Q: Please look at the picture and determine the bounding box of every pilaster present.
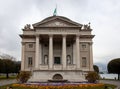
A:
[76,35,80,69]
[39,40,42,65]
[35,35,40,69]
[21,42,25,71]
[89,42,94,71]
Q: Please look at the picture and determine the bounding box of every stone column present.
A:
[35,35,40,69]
[89,42,94,71]
[21,42,25,71]
[73,39,76,64]
[49,35,53,69]
[76,35,80,69]
[62,35,66,69]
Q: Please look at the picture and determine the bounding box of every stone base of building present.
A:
[28,70,87,82]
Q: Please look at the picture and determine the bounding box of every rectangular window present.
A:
[54,57,61,64]
[82,57,87,67]
[82,44,86,49]
[28,44,33,48]
[28,57,33,67]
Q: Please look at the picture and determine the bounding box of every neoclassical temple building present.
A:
[20,15,94,82]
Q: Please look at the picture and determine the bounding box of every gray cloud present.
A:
[0,0,120,64]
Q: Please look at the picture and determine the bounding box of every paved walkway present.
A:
[0,79,17,86]
[100,80,120,89]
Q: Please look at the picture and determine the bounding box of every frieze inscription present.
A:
[37,29,79,34]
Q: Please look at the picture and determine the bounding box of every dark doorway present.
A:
[53,74,63,80]
[54,57,61,64]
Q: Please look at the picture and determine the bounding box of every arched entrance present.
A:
[52,74,63,80]
[48,74,67,82]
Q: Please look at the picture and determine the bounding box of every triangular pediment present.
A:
[33,16,82,27]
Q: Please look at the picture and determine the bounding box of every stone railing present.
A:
[53,64,63,70]
[40,64,48,70]
[67,64,76,70]
[39,64,78,70]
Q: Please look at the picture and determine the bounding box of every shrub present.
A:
[17,71,31,83]
[86,71,99,83]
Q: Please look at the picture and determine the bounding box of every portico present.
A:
[34,34,81,70]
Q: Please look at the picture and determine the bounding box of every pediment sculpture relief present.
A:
[41,20,72,27]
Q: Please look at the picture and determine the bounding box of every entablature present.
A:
[80,35,95,39]
[19,34,35,38]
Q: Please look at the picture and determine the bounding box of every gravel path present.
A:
[100,80,120,89]
[0,79,17,86]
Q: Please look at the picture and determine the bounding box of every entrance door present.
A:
[54,57,61,64]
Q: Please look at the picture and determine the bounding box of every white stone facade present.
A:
[30,70,85,82]
[20,16,94,82]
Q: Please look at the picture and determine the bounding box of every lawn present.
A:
[0,75,16,80]
[0,83,117,89]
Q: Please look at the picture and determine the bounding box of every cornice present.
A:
[80,35,95,39]
[19,34,35,38]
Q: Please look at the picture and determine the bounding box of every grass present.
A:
[104,84,117,89]
[100,78,120,81]
[0,83,117,89]
[0,85,34,89]
[0,75,16,80]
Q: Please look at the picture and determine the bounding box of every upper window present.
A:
[28,44,33,48]
[82,44,86,49]
[81,43,87,50]
[82,57,87,67]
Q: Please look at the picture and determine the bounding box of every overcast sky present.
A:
[0,0,120,64]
